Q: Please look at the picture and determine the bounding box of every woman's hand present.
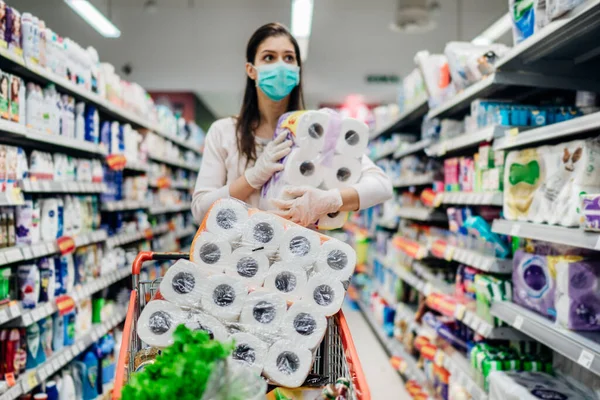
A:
[272,186,343,226]
[244,132,292,189]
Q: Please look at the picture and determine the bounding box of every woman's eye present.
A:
[264,55,274,61]
[284,55,296,62]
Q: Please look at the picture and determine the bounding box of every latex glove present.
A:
[244,132,292,189]
[272,186,343,227]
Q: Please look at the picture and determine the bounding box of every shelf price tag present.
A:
[577,350,594,369]
[57,236,76,255]
[0,309,8,324]
[510,224,521,237]
[4,372,16,387]
[454,304,467,321]
[513,315,524,330]
[26,371,38,390]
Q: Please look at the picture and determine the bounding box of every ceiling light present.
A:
[65,0,121,38]
[291,0,314,38]
[472,13,511,45]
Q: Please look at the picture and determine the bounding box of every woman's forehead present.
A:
[257,36,295,54]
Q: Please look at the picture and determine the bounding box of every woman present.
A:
[192,23,392,226]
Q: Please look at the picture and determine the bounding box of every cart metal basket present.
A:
[112,251,371,399]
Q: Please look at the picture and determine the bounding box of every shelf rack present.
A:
[392,173,435,188]
[19,180,107,194]
[147,153,201,171]
[369,99,429,140]
[396,206,447,222]
[426,125,513,157]
[435,191,503,207]
[393,138,433,159]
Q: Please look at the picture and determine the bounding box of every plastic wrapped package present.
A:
[263,340,313,388]
[190,231,232,272]
[185,311,230,342]
[488,371,598,400]
[137,300,187,348]
[159,259,209,308]
[230,332,269,375]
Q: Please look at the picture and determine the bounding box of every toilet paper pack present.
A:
[159,259,208,308]
[263,339,313,388]
[512,250,557,319]
[488,371,598,400]
[137,300,187,348]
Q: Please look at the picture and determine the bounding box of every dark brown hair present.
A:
[236,22,305,166]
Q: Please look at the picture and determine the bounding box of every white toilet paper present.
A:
[184,311,230,342]
[241,213,285,254]
[205,198,249,241]
[315,239,357,282]
[240,291,287,332]
[199,274,248,322]
[280,147,324,188]
[336,118,369,158]
[322,155,362,190]
[263,340,312,388]
[288,110,330,152]
[316,211,348,231]
[190,232,232,272]
[302,274,346,316]
[137,300,186,348]
[230,332,268,374]
[283,302,327,350]
[159,259,208,308]
[263,261,308,302]
[225,247,270,288]
[279,227,321,268]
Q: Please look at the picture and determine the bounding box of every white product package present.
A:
[159,259,208,308]
[205,198,249,241]
[262,261,308,302]
[190,231,232,272]
[283,302,327,350]
[488,371,598,400]
[315,211,349,231]
[321,155,362,190]
[200,274,249,322]
[279,227,321,268]
[184,311,230,342]
[263,340,313,388]
[315,239,357,282]
[230,332,269,375]
[137,300,187,348]
[302,274,346,316]
[240,291,287,332]
[241,212,285,254]
[335,118,369,158]
[225,247,270,288]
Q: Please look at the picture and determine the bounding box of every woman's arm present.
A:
[348,155,394,210]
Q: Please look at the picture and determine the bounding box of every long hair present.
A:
[236,22,305,166]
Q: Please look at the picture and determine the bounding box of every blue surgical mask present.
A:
[253,61,300,102]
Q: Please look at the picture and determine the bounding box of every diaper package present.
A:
[579,194,600,231]
[512,250,556,319]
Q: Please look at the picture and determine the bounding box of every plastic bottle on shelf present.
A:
[87,46,100,95]
[38,20,47,68]
[74,102,85,141]
[84,105,99,145]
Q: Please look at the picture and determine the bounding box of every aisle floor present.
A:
[343,306,410,398]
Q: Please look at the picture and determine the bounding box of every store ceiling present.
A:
[13,0,508,118]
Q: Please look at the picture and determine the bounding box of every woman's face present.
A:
[247,35,297,81]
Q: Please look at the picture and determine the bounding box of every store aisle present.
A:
[343,306,410,398]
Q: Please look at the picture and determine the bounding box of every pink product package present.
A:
[444,158,459,190]
[459,157,475,192]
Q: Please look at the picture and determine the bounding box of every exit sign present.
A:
[366,74,400,84]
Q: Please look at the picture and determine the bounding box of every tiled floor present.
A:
[343,306,410,398]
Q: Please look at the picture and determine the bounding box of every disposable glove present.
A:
[244,132,292,189]
[272,186,343,227]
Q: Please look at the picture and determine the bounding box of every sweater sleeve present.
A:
[351,155,394,210]
[191,122,231,225]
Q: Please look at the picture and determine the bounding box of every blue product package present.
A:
[57,199,64,238]
[464,216,511,258]
[99,334,116,385]
[79,350,100,400]
[64,311,76,346]
[52,313,64,351]
[531,110,547,126]
[511,0,537,44]
[118,124,125,153]
[25,322,45,370]
[85,105,100,144]
[99,121,111,152]
[54,256,66,296]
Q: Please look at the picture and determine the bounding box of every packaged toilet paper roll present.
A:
[230,332,268,374]
[159,259,208,308]
[283,302,327,350]
[184,311,230,342]
[137,300,186,348]
[315,211,348,231]
[279,147,324,188]
[263,340,313,388]
[279,227,321,268]
[315,239,357,282]
[190,232,232,272]
[322,155,362,190]
[278,110,330,152]
[199,274,248,322]
[205,198,249,241]
[335,118,369,158]
[263,262,308,302]
[302,274,346,316]
[240,291,287,331]
[241,212,285,253]
[225,247,270,288]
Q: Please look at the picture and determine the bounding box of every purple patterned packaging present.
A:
[580,194,600,232]
[512,250,556,319]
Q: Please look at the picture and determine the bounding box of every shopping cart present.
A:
[112,251,371,400]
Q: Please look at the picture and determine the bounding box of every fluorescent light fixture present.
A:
[291,0,314,38]
[65,0,121,38]
[472,13,511,45]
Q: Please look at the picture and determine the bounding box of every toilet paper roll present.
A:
[205,198,249,241]
[302,274,346,316]
[263,262,308,302]
[280,227,321,268]
[199,274,248,322]
[336,118,369,158]
[315,239,357,282]
[315,211,348,231]
[241,212,285,253]
[184,311,230,342]
[285,110,330,152]
[225,247,271,288]
[322,155,362,190]
[230,332,268,374]
[137,300,186,348]
[159,259,208,308]
[190,232,232,272]
[280,147,324,188]
[263,340,313,388]
[240,291,287,331]
[283,302,327,350]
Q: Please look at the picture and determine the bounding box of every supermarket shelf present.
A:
[369,99,428,140]
[0,188,24,206]
[427,72,600,120]
[0,230,107,267]
[393,139,433,159]
[494,110,600,151]
[175,226,197,239]
[149,203,192,215]
[124,159,149,173]
[495,0,600,75]
[392,237,429,260]
[492,219,600,250]
[149,180,192,190]
[0,308,127,400]
[392,173,435,188]
[437,346,488,400]
[372,146,397,161]
[101,200,150,212]
[435,191,503,207]
[412,262,455,295]
[492,301,600,376]
[20,180,106,194]
[396,207,447,222]
[147,153,201,172]
[426,125,512,157]
[105,224,170,248]
[0,268,129,328]
[451,247,512,274]
[160,133,202,154]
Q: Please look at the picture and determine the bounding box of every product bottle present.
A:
[16,197,34,246]
[25,322,45,370]
[6,207,15,247]
[17,264,40,309]
[52,313,64,352]
[40,198,59,241]
[31,198,41,244]
[38,257,55,302]
[21,13,35,62]
[58,372,76,400]
[56,197,64,238]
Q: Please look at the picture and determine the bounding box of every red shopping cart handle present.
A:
[132,251,189,275]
